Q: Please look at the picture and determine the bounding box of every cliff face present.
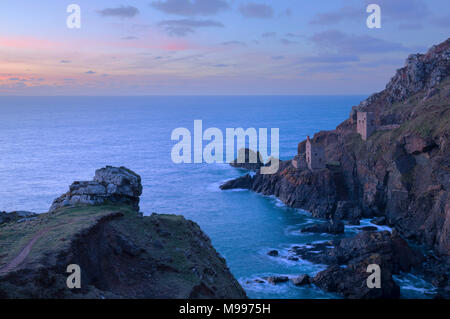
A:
[329,39,449,259]
[223,39,450,282]
[0,167,246,299]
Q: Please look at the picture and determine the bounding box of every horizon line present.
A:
[0,94,370,98]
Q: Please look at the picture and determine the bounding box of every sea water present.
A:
[0,96,435,298]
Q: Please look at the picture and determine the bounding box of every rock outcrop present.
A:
[229,148,264,171]
[300,216,344,234]
[220,174,253,190]
[50,166,143,212]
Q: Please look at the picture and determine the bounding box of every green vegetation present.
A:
[0,205,135,269]
[391,78,450,139]
[0,204,246,299]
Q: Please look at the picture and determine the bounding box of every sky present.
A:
[0,0,449,95]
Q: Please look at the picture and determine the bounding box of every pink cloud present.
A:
[103,38,191,51]
[0,36,58,50]
[0,34,191,52]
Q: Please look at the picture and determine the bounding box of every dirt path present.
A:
[0,226,53,274]
[0,216,105,275]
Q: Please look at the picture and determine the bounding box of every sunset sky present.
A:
[0,0,449,95]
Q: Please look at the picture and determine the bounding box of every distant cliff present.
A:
[223,38,450,298]
[0,167,246,299]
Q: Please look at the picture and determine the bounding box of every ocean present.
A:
[0,96,435,298]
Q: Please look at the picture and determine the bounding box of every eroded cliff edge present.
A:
[222,38,450,297]
[0,167,246,299]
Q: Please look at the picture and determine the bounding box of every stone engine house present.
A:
[357,111,376,141]
[306,136,326,170]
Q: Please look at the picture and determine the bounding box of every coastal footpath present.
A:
[222,38,450,298]
[0,166,246,299]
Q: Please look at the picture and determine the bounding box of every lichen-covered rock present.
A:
[49,166,142,212]
[94,166,142,197]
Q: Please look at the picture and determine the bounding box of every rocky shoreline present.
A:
[221,39,450,299]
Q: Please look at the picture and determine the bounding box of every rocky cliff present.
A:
[0,167,246,299]
[222,38,450,298]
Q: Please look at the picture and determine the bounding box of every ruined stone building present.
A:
[292,153,308,169]
[306,136,326,170]
[357,111,376,141]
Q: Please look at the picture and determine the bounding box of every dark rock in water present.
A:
[359,226,378,232]
[289,242,337,265]
[229,148,264,171]
[312,255,401,299]
[267,250,279,257]
[49,166,143,212]
[291,274,310,286]
[332,231,424,274]
[289,230,424,298]
[328,218,345,234]
[301,217,344,234]
[264,276,289,285]
[220,174,253,190]
[246,279,265,284]
[371,217,386,225]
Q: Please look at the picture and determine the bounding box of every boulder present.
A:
[94,166,142,197]
[331,231,423,273]
[291,274,310,286]
[49,166,142,212]
[264,276,289,285]
[301,217,344,235]
[312,254,401,299]
[359,226,378,232]
[267,250,279,257]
